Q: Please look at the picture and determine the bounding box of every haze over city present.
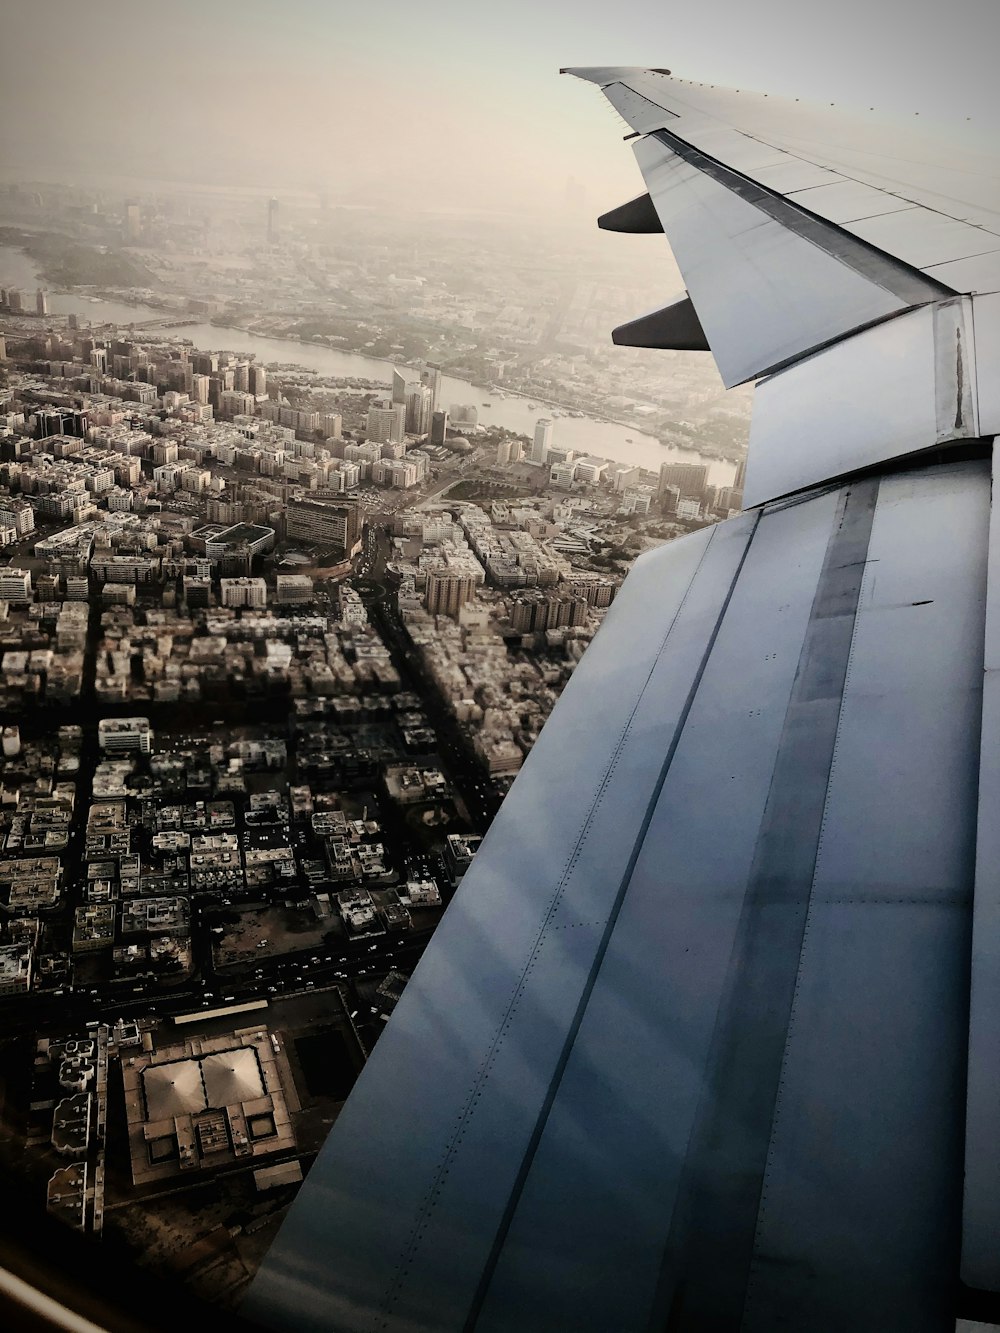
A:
[2,0,997,215]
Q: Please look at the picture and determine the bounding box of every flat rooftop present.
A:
[214,523,273,546]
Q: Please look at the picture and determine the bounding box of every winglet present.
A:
[560,66,643,85]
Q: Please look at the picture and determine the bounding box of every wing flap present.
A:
[631,134,930,386]
[245,519,758,1331]
[248,465,988,1332]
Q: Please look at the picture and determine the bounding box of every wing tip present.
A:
[561,65,669,84]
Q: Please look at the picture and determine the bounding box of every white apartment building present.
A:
[220,577,268,608]
[0,569,32,602]
[98,717,152,755]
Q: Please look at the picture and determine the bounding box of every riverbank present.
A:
[0,243,741,485]
[207,319,740,462]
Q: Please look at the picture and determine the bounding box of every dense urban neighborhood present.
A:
[0,176,745,1310]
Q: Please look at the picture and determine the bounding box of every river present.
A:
[0,244,737,485]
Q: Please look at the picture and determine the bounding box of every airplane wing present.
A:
[245,71,1000,1332]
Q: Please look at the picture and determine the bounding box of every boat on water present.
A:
[482,402,490,407]
[625,437,633,443]
[528,404,537,410]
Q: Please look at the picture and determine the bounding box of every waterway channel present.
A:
[0,244,738,486]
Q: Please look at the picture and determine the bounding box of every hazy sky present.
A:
[2,0,998,218]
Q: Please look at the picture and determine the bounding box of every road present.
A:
[354,520,502,830]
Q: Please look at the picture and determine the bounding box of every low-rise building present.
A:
[122,1028,295,1187]
[51,1092,91,1158]
[120,897,190,936]
[73,903,115,952]
[0,942,32,994]
[444,833,482,884]
[98,717,152,754]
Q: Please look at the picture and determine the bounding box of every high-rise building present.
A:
[192,375,210,405]
[392,370,407,406]
[321,412,343,439]
[125,201,141,243]
[6,290,22,313]
[421,547,485,617]
[249,364,267,397]
[0,501,34,536]
[152,440,179,465]
[220,390,256,419]
[32,407,89,438]
[407,450,430,482]
[286,497,362,553]
[425,566,480,617]
[0,335,6,362]
[532,418,554,465]
[659,482,681,516]
[220,577,267,608]
[549,461,578,489]
[183,575,212,607]
[430,410,449,446]
[275,574,314,605]
[421,363,442,414]
[658,461,708,501]
[497,440,513,466]
[573,457,608,484]
[267,197,279,245]
[35,289,48,316]
[367,403,406,445]
[405,383,433,436]
[613,465,643,492]
[512,589,589,632]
